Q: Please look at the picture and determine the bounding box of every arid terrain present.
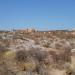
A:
[0,29,75,75]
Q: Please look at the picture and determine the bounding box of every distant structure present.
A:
[26,29,36,33]
[13,28,36,34]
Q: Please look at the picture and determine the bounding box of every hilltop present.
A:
[0,29,75,50]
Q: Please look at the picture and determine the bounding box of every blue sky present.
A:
[0,0,75,30]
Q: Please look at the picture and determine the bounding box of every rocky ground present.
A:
[0,29,75,75]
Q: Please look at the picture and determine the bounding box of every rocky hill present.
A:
[0,29,75,75]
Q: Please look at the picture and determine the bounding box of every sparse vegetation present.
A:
[0,29,75,75]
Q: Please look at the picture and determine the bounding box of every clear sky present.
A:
[0,0,75,30]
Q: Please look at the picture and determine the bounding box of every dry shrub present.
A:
[17,57,37,72]
[15,50,29,62]
[15,49,37,71]
[29,49,48,62]
[49,50,71,70]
